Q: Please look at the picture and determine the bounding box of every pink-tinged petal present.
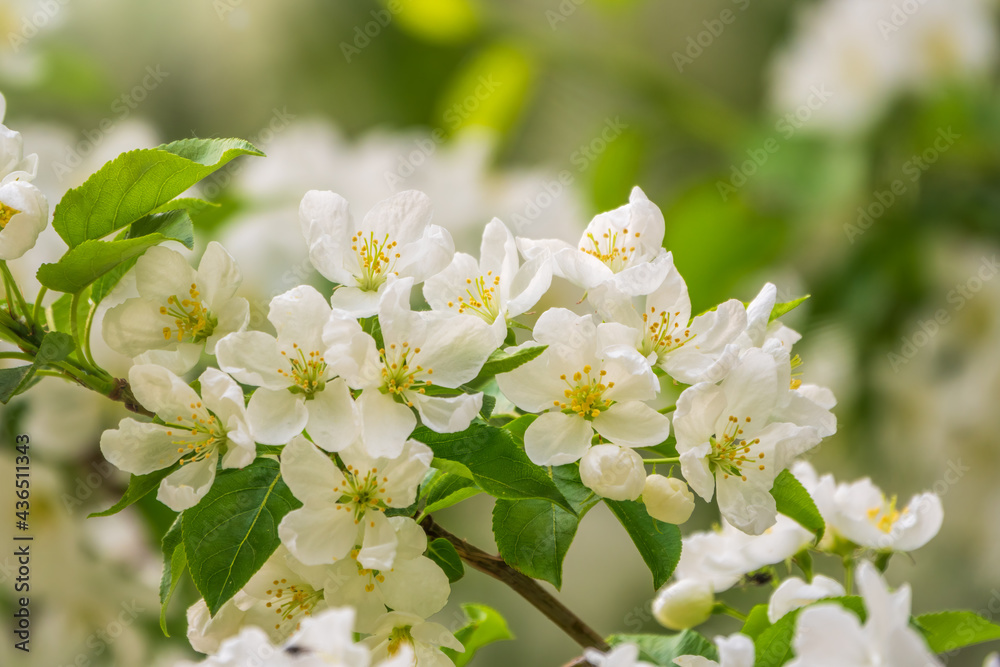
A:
[593,401,670,448]
[247,387,308,445]
[215,331,289,390]
[158,458,217,511]
[524,412,593,466]
[410,391,482,434]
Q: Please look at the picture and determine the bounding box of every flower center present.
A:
[580,227,641,273]
[709,415,765,482]
[349,548,389,593]
[387,625,415,656]
[446,271,502,323]
[867,496,907,534]
[0,202,20,229]
[554,365,614,419]
[159,283,217,344]
[352,231,400,292]
[279,344,328,398]
[641,306,693,359]
[263,577,324,632]
[380,342,433,407]
[164,402,228,466]
[334,465,391,524]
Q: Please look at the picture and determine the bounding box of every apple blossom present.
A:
[324,277,497,440]
[215,285,358,446]
[496,308,669,466]
[786,562,941,667]
[100,364,255,511]
[583,643,656,667]
[674,634,755,667]
[518,186,672,295]
[0,178,48,261]
[423,217,552,345]
[579,444,647,501]
[278,436,431,569]
[300,189,454,317]
[364,611,464,667]
[652,578,715,631]
[643,475,696,525]
[103,243,250,374]
[322,518,451,632]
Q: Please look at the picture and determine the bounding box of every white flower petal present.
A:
[356,389,415,458]
[593,401,670,448]
[357,510,398,570]
[247,387,309,445]
[306,378,359,452]
[158,458,217,511]
[215,331,289,390]
[380,556,451,620]
[280,436,345,505]
[524,412,593,466]
[410,391,482,434]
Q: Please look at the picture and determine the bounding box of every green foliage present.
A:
[420,470,482,514]
[89,463,181,518]
[441,604,514,667]
[426,538,465,583]
[0,331,74,403]
[38,233,184,294]
[182,459,301,615]
[467,345,547,388]
[52,138,261,248]
[753,596,865,667]
[159,516,188,636]
[770,469,825,541]
[608,631,719,665]
[605,498,682,589]
[769,295,810,323]
[492,465,599,589]
[915,611,1000,653]
[413,425,572,512]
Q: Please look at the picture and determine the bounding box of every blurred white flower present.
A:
[363,611,463,667]
[583,643,656,667]
[767,574,845,623]
[579,444,647,501]
[786,562,941,667]
[652,579,715,631]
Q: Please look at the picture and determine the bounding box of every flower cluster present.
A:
[0,93,48,261]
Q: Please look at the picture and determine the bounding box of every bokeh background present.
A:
[2,0,1000,665]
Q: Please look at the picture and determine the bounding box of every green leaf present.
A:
[182,458,301,615]
[771,469,825,541]
[37,234,177,293]
[769,295,810,323]
[413,425,572,512]
[467,345,547,387]
[0,366,33,404]
[53,138,262,248]
[441,604,514,667]
[501,413,537,442]
[740,604,772,640]
[421,471,482,515]
[127,208,195,249]
[47,288,91,336]
[159,516,188,636]
[35,331,75,365]
[608,631,718,665]
[89,463,181,517]
[492,466,600,588]
[605,498,682,589]
[426,538,464,583]
[915,611,1000,653]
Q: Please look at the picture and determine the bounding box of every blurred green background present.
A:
[2,0,1000,665]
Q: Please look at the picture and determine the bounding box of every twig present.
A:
[420,515,609,652]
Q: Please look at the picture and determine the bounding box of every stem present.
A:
[0,262,32,327]
[420,515,609,652]
[82,299,99,368]
[843,558,855,596]
[642,457,679,464]
[32,286,48,328]
[70,291,100,375]
[0,351,33,361]
[713,602,747,622]
[657,404,676,415]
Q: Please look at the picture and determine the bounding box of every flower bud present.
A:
[643,474,695,524]
[579,445,645,501]
[652,579,714,630]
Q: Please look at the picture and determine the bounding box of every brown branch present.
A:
[107,377,156,418]
[420,515,610,652]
